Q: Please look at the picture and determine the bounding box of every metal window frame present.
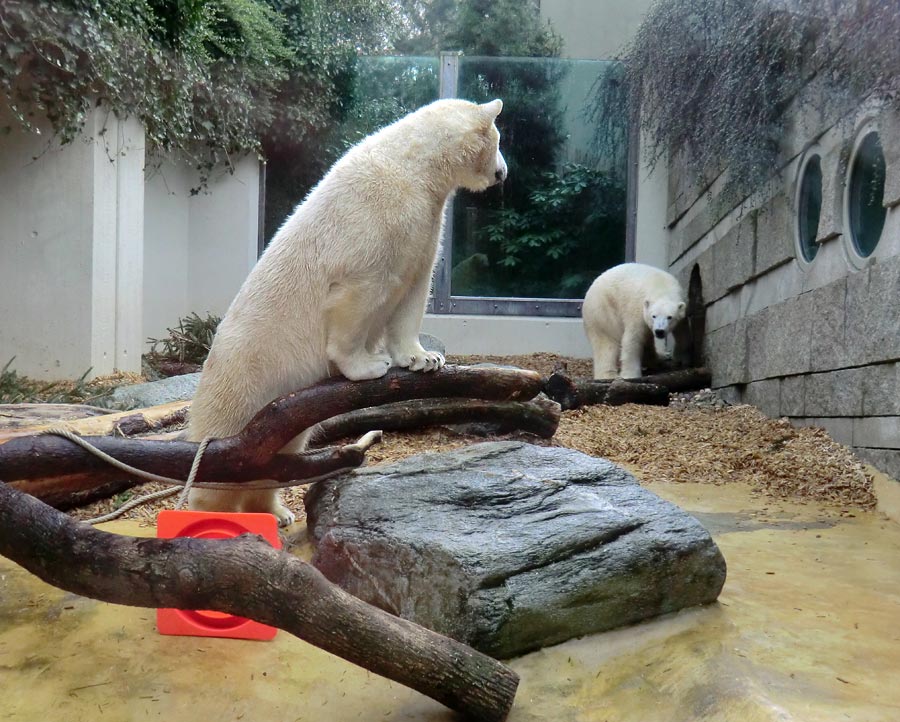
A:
[429,51,635,318]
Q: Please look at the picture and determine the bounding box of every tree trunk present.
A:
[0,482,519,721]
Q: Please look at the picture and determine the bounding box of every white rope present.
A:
[39,427,211,525]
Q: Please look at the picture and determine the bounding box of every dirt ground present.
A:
[58,353,877,525]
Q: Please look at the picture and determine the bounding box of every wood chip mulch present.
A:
[61,353,876,522]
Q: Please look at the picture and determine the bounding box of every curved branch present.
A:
[2,365,544,506]
[0,482,519,721]
[313,396,561,444]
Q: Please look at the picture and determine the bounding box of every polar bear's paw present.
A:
[334,351,392,382]
[272,501,297,528]
[391,346,445,373]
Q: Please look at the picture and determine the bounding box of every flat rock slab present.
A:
[94,373,202,411]
[305,441,727,659]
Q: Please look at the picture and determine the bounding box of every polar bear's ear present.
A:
[481,99,503,120]
[677,301,686,314]
[643,299,651,311]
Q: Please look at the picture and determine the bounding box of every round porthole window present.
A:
[847,130,886,258]
[796,154,822,264]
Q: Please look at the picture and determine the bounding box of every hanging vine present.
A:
[589,0,900,202]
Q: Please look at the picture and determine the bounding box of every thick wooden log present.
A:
[2,365,544,506]
[0,403,111,431]
[0,400,192,442]
[0,482,519,721]
[314,396,561,444]
[4,437,378,509]
[622,367,712,392]
[544,373,667,410]
[543,367,711,410]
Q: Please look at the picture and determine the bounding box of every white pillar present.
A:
[0,106,145,379]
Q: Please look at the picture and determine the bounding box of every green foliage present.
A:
[391,0,561,56]
[0,0,398,186]
[147,312,221,365]
[592,0,900,201]
[470,164,625,298]
[0,0,291,182]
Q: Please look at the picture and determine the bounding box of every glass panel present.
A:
[849,131,886,258]
[264,56,439,240]
[450,57,627,300]
[331,56,440,151]
[797,155,822,263]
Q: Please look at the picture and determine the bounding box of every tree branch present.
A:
[0,482,519,721]
[313,396,560,445]
[2,365,544,507]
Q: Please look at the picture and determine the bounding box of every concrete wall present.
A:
[0,102,261,379]
[423,315,592,358]
[666,90,900,480]
[143,156,261,342]
[540,0,654,60]
[0,107,145,379]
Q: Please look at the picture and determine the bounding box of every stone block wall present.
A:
[666,94,900,481]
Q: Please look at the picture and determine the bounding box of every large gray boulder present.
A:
[305,441,727,658]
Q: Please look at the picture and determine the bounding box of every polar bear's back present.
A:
[592,262,681,299]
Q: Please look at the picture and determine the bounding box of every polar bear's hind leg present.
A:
[619,324,646,379]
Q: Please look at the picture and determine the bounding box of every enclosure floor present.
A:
[2,481,899,722]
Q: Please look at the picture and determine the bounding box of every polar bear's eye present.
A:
[667,315,672,320]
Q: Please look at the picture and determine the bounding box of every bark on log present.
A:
[0,482,519,721]
[2,365,544,507]
[0,400,192,442]
[620,367,712,392]
[313,396,561,444]
[0,403,111,431]
[543,367,711,410]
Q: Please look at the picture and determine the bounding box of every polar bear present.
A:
[186,98,508,524]
[582,263,686,380]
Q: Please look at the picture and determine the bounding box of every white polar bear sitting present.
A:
[186,98,508,524]
[582,262,686,380]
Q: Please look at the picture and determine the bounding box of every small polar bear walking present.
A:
[582,263,686,380]
[186,98,508,524]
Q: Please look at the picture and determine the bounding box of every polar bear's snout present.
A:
[493,151,508,185]
[654,328,667,339]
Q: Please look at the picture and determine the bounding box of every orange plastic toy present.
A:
[156,510,282,641]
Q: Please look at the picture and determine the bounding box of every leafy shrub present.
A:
[147,312,221,365]
[472,163,625,298]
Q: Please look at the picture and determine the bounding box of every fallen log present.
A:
[0,400,192,442]
[3,365,545,507]
[543,367,711,410]
[313,396,561,444]
[0,403,111,431]
[0,482,519,721]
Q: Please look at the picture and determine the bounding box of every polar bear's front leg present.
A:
[326,282,392,381]
[385,269,445,372]
[619,324,647,379]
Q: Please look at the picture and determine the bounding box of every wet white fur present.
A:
[583,263,686,380]
[186,99,507,524]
